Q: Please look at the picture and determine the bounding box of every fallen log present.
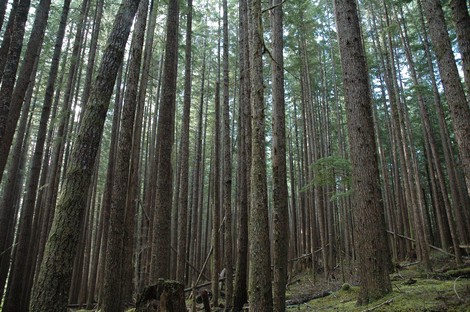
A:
[285,290,332,306]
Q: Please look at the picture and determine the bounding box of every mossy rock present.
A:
[341,283,351,291]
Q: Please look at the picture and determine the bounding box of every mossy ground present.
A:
[74,253,470,311]
[286,277,470,311]
[286,253,470,311]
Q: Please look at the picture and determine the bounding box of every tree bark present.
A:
[176,0,193,284]
[222,0,233,307]
[0,0,31,181]
[1,1,53,310]
[102,0,148,310]
[0,0,8,35]
[211,82,221,306]
[233,0,250,309]
[150,0,179,281]
[0,80,33,304]
[333,0,392,305]
[449,0,470,94]
[248,0,273,310]
[29,0,141,310]
[393,1,462,264]
[421,0,470,197]
[122,0,149,302]
[270,0,289,311]
[97,65,124,305]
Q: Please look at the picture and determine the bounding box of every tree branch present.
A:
[262,0,287,14]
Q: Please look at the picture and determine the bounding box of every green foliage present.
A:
[302,156,352,201]
[312,156,351,187]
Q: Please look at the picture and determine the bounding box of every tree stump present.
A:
[136,279,186,312]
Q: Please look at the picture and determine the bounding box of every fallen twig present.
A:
[361,298,394,312]
[453,276,463,301]
[393,284,403,293]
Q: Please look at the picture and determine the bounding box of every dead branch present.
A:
[288,245,328,263]
[262,0,288,14]
[184,276,226,293]
[361,298,395,312]
[386,230,454,257]
[170,245,209,281]
[453,276,463,301]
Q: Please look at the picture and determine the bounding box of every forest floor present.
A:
[73,252,470,311]
[284,251,470,311]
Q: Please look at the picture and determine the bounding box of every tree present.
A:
[176,0,193,284]
[222,0,233,307]
[392,1,462,265]
[0,78,32,304]
[0,0,31,181]
[449,0,470,93]
[333,0,392,305]
[233,0,250,309]
[101,0,148,310]
[421,0,470,197]
[0,0,19,78]
[0,0,7,31]
[1,0,64,310]
[248,0,273,310]
[270,0,289,311]
[211,82,221,306]
[150,0,179,281]
[29,0,141,310]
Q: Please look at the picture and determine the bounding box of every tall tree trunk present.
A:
[80,0,105,109]
[393,2,462,264]
[333,0,392,305]
[211,82,221,306]
[421,0,470,197]
[86,193,104,309]
[31,30,73,287]
[29,0,141,310]
[222,0,233,307]
[0,0,30,147]
[1,1,53,310]
[150,0,179,281]
[0,0,31,181]
[102,0,147,310]
[233,0,250,309]
[248,0,273,310]
[0,0,8,35]
[188,41,207,288]
[176,0,193,284]
[122,0,150,303]
[0,79,34,304]
[0,0,19,80]
[270,0,289,311]
[97,65,124,305]
[449,0,470,94]
[135,0,159,293]
[417,0,470,247]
